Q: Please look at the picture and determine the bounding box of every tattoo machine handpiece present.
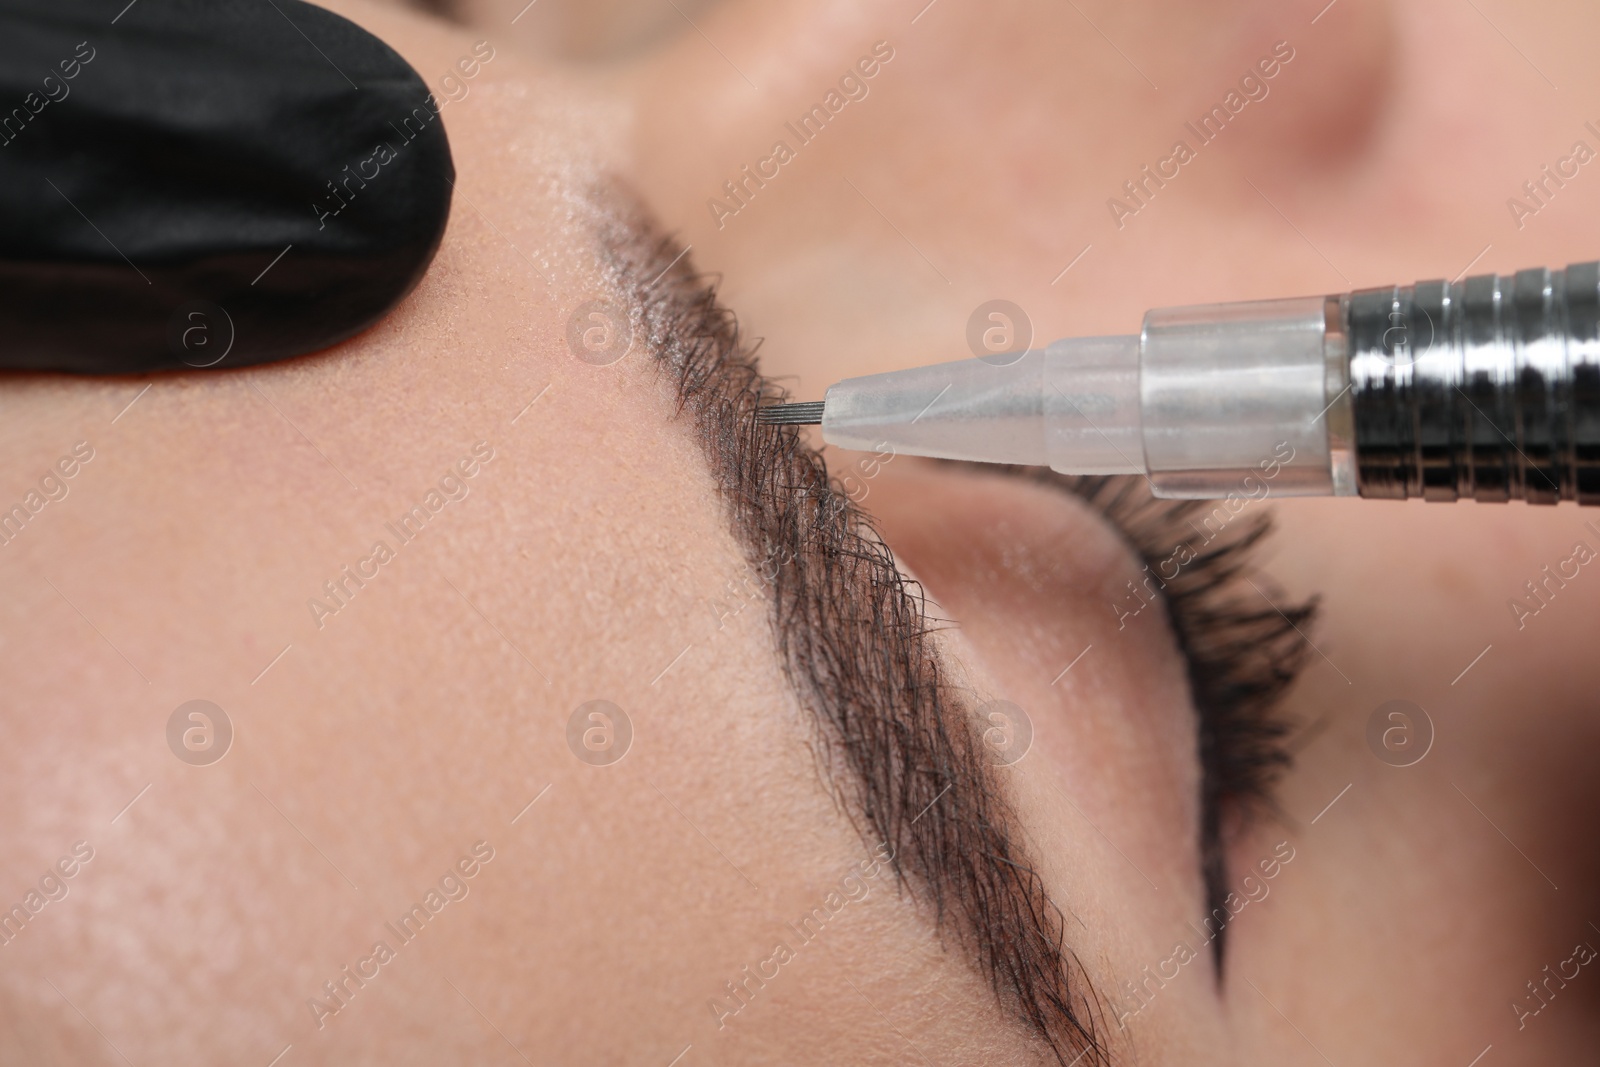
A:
[759,260,1600,504]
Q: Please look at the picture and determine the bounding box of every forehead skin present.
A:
[0,8,1090,1065]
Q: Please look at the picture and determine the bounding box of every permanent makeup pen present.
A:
[759,260,1600,505]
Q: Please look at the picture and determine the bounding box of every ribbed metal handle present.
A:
[1349,261,1600,504]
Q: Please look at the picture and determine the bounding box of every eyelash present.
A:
[997,471,1316,966]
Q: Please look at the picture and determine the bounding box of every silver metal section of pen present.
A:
[758,261,1600,505]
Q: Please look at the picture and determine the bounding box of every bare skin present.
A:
[2,0,1598,1064]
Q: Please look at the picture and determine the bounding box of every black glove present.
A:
[0,0,454,373]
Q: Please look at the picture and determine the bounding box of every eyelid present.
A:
[958,466,1316,969]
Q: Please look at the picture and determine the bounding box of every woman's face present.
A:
[5,0,1600,1063]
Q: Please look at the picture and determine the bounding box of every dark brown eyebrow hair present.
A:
[587,183,1112,1067]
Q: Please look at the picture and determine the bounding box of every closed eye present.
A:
[960,467,1317,969]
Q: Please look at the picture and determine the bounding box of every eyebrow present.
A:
[588,184,1112,1067]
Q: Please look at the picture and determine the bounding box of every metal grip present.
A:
[1349,261,1600,504]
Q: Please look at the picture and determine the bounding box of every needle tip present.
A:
[755,401,825,425]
